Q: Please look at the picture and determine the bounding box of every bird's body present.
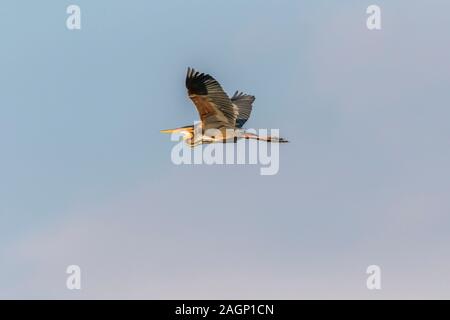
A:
[161,68,288,146]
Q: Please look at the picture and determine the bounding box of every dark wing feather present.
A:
[186,68,237,128]
[231,91,255,128]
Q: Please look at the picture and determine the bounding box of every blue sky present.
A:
[1,0,450,298]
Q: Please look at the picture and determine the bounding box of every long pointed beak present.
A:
[160,126,195,134]
[160,128,177,134]
[160,127,187,134]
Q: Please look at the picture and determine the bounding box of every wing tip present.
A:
[232,90,256,102]
[186,67,218,95]
[186,67,195,79]
[186,67,212,95]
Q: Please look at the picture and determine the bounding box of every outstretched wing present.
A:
[231,91,255,128]
[186,68,237,128]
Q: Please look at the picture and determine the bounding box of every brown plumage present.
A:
[160,67,288,146]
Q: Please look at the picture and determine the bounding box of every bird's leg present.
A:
[242,132,289,143]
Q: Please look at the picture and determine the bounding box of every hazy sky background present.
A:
[1,0,450,299]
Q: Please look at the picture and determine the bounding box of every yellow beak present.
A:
[160,126,195,134]
[160,128,177,134]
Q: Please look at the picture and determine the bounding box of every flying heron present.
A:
[161,68,288,146]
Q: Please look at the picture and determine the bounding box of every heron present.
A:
[160,68,288,147]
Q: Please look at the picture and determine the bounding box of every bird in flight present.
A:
[161,68,288,147]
